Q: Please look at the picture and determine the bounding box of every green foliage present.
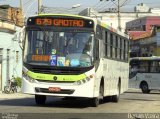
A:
[15,77,22,88]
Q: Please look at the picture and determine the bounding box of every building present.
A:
[0,5,24,27]
[0,5,23,91]
[126,16,160,57]
[79,4,160,33]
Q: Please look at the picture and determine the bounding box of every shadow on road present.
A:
[0,97,35,106]
[125,91,160,95]
[123,98,159,101]
[0,97,110,108]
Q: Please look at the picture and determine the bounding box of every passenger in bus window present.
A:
[66,38,74,54]
[131,66,138,73]
[76,37,86,53]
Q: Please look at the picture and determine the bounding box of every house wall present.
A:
[0,26,22,91]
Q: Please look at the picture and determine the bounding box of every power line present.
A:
[97,1,113,11]
[93,1,106,9]
[23,0,33,6]
[99,0,131,31]
[94,1,109,10]
[93,1,101,8]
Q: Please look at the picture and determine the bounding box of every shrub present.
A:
[15,77,22,88]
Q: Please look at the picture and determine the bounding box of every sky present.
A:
[0,0,160,17]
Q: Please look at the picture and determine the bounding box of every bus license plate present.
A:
[48,87,61,92]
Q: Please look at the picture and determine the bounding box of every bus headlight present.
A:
[74,75,93,85]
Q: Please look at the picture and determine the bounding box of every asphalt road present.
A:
[0,89,160,119]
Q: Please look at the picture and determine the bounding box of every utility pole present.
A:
[117,0,121,31]
[100,0,129,31]
[38,0,42,14]
[20,0,23,10]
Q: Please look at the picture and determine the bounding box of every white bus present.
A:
[22,14,129,107]
[129,57,160,93]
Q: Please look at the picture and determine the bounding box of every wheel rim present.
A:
[142,84,148,91]
[94,97,99,107]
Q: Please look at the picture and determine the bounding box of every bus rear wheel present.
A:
[141,82,150,94]
[112,82,120,103]
[35,95,46,105]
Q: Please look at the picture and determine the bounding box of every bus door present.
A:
[129,60,139,88]
[129,71,139,88]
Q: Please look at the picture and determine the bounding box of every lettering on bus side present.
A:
[145,75,152,79]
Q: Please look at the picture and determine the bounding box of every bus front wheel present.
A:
[91,97,99,107]
[140,82,150,94]
[91,84,104,107]
[35,95,46,105]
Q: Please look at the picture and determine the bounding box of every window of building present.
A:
[16,51,19,63]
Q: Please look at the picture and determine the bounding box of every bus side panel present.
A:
[103,59,129,95]
[94,58,129,97]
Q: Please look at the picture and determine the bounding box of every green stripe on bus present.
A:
[27,71,86,82]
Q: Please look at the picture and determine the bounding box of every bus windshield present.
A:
[23,28,94,68]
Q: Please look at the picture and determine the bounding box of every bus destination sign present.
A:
[27,17,94,28]
[36,18,84,27]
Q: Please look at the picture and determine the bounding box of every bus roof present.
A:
[30,13,95,21]
[130,56,160,61]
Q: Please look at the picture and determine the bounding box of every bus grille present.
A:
[36,79,75,83]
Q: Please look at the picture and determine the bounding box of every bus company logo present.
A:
[53,76,58,81]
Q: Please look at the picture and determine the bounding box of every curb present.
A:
[0,92,33,99]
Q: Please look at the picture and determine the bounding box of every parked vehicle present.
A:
[3,78,17,94]
[129,56,160,93]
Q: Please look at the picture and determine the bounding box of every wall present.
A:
[0,25,22,91]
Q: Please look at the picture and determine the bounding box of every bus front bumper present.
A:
[22,77,95,98]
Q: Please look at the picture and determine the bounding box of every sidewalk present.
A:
[127,88,141,92]
[0,92,33,100]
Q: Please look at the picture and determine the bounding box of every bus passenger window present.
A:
[139,61,149,72]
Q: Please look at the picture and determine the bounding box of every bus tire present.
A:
[35,95,46,105]
[91,84,103,107]
[112,81,120,103]
[140,82,150,94]
[91,97,99,107]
